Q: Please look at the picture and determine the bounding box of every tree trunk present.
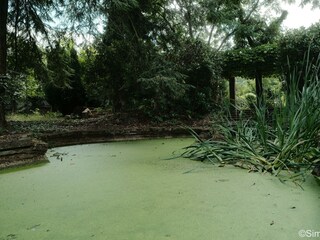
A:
[14,0,20,70]
[0,0,9,129]
[207,25,214,45]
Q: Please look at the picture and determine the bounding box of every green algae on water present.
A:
[0,138,319,240]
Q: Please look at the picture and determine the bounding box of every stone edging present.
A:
[40,127,210,147]
[0,127,210,170]
[0,134,48,170]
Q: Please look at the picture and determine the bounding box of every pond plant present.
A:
[182,53,320,182]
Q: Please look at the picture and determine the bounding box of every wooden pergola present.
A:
[224,45,278,117]
[227,72,263,118]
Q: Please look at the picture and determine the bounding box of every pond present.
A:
[0,138,319,240]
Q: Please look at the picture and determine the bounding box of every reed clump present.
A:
[182,54,320,182]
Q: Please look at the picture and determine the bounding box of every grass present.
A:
[5,111,64,133]
[7,111,62,122]
[182,53,320,182]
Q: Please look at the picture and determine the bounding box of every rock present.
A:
[82,108,92,118]
[0,134,48,170]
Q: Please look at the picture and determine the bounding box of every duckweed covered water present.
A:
[0,138,319,240]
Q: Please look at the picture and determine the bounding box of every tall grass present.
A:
[182,54,320,182]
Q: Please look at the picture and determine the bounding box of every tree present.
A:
[174,39,224,114]
[5,34,49,112]
[45,39,86,115]
[279,23,320,91]
[0,0,9,128]
[170,0,207,40]
[0,0,58,128]
[91,0,161,112]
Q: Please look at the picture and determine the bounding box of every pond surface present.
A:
[0,138,319,240]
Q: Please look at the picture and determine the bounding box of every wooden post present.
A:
[229,76,236,118]
[255,71,263,106]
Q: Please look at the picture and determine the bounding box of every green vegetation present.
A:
[182,54,320,182]
[232,76,282,110]
[7,111,62,122]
